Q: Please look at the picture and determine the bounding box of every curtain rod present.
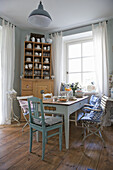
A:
[49,19,108,35]
[0,17,16,27]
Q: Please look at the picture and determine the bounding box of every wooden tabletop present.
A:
[43,96,89,106]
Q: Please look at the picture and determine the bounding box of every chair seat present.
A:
[80,110,103,123]
[33,116,63,126]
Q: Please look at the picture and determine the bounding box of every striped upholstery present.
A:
[78,95,108,147]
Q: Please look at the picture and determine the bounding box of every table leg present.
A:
[75,111,78,126]
[36,131,39,142]
[64,112,69,149]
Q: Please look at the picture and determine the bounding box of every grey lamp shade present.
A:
[28,1,52,27]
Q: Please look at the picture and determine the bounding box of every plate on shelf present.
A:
[44,61,49,63]
[44,77,49,79]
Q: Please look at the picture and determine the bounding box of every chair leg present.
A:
[45,131,48,144]
[59,126,62,151]
[42,130,46,160]
[75,111,77,126]
[22,122,29,132]
[30,127,33,153]
[22,114,29,132]
[99,130,106,147]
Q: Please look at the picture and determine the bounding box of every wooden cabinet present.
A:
[21,79,54,121]
[21,79,54,98]
[33,80,54,98]
[23,41,52,80]
[21,39,54,121]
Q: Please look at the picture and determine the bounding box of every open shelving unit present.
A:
[23,41,52,80]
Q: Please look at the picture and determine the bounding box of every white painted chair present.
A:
[42,93,53,100]
[17,95,33,131]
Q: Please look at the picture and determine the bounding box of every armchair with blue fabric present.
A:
[77,94,108,147]
[83,95,101,112]
[77,95,101,121]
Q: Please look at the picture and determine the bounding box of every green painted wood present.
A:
[28,97,63,160]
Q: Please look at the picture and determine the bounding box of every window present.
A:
[64,32,96,90]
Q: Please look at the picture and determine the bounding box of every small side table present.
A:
[7,90,20,124]
[105,98,113,126]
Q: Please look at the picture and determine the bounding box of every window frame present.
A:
[66,36,95,87]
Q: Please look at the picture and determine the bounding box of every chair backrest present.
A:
[100,95,108,111]
[88,95,108,123]
[28,97,45,126]
[89,95,100,106]
[17,95,33,114]
[42,93,53,100]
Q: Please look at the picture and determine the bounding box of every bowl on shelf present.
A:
[46,38,52,44]
[44,61,49,63]
[26,58,31,62]
[35,77,40,79]
[44,77,49,79]
[27,43,32,48]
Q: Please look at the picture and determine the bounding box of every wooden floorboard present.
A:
[0,123,113,170]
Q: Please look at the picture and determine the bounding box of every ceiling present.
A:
[0,0,113,34]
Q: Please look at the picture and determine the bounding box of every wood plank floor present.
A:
[0,122,113,170]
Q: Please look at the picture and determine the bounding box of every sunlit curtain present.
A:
[92,22,109,96]
[0,20,15,124]
[51,32,63,95]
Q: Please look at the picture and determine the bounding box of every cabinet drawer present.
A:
[21,90,33,96]
[22,81,33,90]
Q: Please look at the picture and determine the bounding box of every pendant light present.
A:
[28,1,52,27]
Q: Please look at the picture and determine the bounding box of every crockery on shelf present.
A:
[26,58,31,62]
[31,37,35,42]
[27,43,32,48]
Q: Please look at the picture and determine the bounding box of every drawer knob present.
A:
[26,85,29,88]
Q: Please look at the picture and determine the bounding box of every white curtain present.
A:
[0,20,15,124]
[51,32,63,96]
[92,22,109,96]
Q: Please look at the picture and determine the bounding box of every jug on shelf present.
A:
[31,37,35,42]
[27,43,32,49]
[25,34,30,41]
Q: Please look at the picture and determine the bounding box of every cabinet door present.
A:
[34,85,48,98]
[21,90,33,96]
[22,80,33,90]
[33,80,54,98]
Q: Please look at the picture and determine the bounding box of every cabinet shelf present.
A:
[43,50,50,52]
[34,75,41,77]
[24,75,33,77]
[25,61,33,63]
[43,63,50,65]
[25,55,33,57]
[34,49,42,51]
[34,68,42,70]
[23,41,51,79]
[34,62,41,64]
[25,48,33,51]
[43,69,49,71]
[25,68,33,70]
[34,55,42,57]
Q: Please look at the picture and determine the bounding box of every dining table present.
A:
[36,96,89,149]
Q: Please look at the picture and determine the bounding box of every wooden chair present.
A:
[17,96,33,132]
[77,95,108,147]
[42,93,53,100]
[77,95,100,125]
[28,97,63,160]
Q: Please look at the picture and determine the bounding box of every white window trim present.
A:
[63,34,96,89]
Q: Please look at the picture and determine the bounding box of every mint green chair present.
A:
[28,97,63,160]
